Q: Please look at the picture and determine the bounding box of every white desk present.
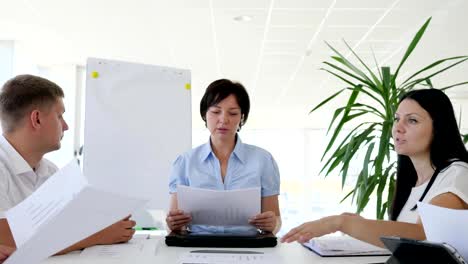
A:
[42,235,389,264]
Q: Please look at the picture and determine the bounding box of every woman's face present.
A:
[206,94,242,142]
[392,98,433,157]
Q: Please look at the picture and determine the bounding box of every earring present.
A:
[237,121,244,132]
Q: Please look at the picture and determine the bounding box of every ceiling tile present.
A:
[212,0,270,9]
[270,9,326,25]
[327,9,385,25]
[263,40,309,54]
[379,9,430,27]
[268,27,319,41]
[274,0,334,9]
[356,39,402,53]
[215,8,268,27]
[334,0,395,9]
[364,25,407,41]
[318,26,369,42]
[395,0,447,10]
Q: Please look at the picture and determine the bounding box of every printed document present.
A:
[418,202,468,261]
[303,235,390,257]
[178,250,279,264]
[177,186,260,226]
[80,235,161,259]
[4,161,149,264]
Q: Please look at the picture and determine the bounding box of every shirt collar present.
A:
[200,135,246,164]
[0,135,37,175]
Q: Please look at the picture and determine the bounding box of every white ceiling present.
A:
[1,0,468,129]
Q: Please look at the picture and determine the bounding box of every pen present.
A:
[133,226,158,230]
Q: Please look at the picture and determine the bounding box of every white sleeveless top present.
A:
[397,161,468,223]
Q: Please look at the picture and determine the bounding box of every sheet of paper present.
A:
[177,186,260,226]
[80,235,161,259]
[4,161,149,264]
[303,236,390,256]
[178,251,278,264]
[6,161,86,247]
[418,202,468,261]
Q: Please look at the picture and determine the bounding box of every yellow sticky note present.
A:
[185,83,191,90]
[91,71,99,78]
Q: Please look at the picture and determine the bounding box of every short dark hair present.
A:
[390,89,468,220]
[0,74,64,132]
[200,79,250,130]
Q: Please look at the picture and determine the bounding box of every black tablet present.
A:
[165,230,277,248]
[380,236,467,264]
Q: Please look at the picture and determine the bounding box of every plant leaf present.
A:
[322,86,361,156]
[440,81,468,90]
[391,17,432,87]
[343,39,383,88]
[310,88,346,113]
[325,41,374,83]
[401,56,468,86]
[324,61,374,87]
[402,58,468,90]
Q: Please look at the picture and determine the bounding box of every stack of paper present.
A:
[303,236,390,257]
[418,202,468,262]
[4,161,149,264]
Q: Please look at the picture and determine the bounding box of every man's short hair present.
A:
[0,74,64,132]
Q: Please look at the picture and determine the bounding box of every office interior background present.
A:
[1,0,468,234]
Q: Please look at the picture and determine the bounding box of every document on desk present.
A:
[80,235,161,259]
[303,236,390,257]
[177,185,260,226]
[4,161,149,264]
[179,250,279,264]
[418,202,468,261]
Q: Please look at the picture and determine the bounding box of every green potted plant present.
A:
[312,17,468,219]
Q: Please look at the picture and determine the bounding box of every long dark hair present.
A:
[390,89,468,220]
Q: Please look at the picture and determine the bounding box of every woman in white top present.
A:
[282,89,468,247]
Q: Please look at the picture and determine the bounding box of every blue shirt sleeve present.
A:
[261,153,280,197]
[168,155,187,194]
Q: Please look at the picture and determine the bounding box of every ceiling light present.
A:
[233,15,253,22]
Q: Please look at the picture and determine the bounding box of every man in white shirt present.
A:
[0,74,136,255]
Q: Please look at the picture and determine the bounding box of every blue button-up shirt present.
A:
[169,136,280,196]
[168,136,280,234]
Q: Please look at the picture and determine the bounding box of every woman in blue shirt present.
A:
[166,79,281,233]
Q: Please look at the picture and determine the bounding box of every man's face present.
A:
[41,98,69,152]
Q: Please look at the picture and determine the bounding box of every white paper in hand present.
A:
[6,161,85,247]
[177,185,260,226]
[418,202,468,262]
[4,160,149,264]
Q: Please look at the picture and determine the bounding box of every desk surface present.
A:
[43,235,389,264]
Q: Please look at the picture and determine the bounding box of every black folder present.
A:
[380,236,467,264]
[165,230,277,248]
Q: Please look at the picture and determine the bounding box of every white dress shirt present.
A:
[0,135,57,218]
